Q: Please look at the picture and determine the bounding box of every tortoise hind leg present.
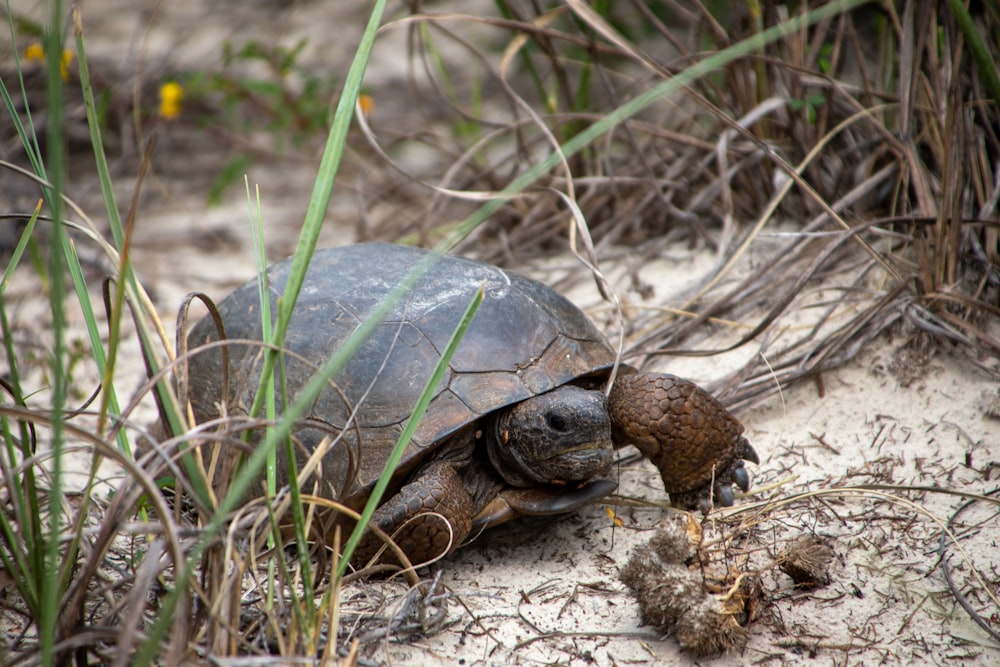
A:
[353,462,474,567]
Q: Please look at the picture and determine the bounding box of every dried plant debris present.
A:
[619,515,756,657]
[887,333,938,388]
[776,535,836,588]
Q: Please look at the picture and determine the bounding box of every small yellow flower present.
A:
[158,82,184,120]
[60,49,74,81]
[23,43,45,63]
[22,44,74,80]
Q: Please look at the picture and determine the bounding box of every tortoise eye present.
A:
[547,413,568,432]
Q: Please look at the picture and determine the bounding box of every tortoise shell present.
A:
[186,243,616,505]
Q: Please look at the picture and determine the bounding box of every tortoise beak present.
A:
[543,441,613,483]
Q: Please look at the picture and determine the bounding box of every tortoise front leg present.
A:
[354,462,474,567]
[608,372,759,509]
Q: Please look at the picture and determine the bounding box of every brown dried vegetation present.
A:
[1,0,998,665]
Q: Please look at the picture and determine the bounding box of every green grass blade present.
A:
[336,284,484,577]
[0,201,41,290]
[241,0,389,433]
[948,0,1000,113]
[0,169,44,630]
[273,0,388,335]
[71,7,123,249]
[71,6,142,456]
[1,7,46,180]
[246,179,277,492]
[0,306,43,618]
[40,1,66,661]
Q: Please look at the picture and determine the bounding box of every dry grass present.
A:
[1,0,998,664]
[356,1,1000,403]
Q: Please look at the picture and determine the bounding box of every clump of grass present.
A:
[1,0,392,663]
[358,2,998,398]
[1,0,998,664]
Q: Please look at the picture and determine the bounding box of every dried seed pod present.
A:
[675,597,750,657]
[777,535,835,588]
[620,543,702,628]
[647,514,697,565]
[620,515,754,656]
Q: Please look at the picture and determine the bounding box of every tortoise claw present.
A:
[716,483,735,507]
[732,464,751,493]
[740,439,760,465]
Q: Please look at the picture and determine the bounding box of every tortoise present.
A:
[185,243,758,566]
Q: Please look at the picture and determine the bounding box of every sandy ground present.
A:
[2,1,999,665]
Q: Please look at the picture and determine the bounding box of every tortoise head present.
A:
[487,385,614,488]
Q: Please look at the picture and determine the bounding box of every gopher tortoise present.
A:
[185,243,758,565]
